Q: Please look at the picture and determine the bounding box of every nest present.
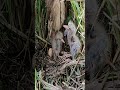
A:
[34,49,85,90]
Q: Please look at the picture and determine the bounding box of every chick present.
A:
[63,21,81,59]
[51,31,64,60]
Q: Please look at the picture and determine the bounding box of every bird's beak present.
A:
[63,25,69,30]
[64,29,67,36]
[61,39,65,43]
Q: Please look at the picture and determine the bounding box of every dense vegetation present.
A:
[0,0,35,89]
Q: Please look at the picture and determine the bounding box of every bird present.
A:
[51,31,65,60]
[63,21,81,59]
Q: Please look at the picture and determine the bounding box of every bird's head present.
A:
[63,20,77,37]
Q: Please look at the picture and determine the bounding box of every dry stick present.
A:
[91,0,107,29]
[41,79,61,90]
[36,34,51,45]
[0,18,34,43]
[66,59,83,83]
[113,46,120,63]
[70,77,80,86]
[91,54,116,82]
[99,47,120,88]
[0,61,5,71]
[103,12,120,30]
[112,47,120,79]
[15,45,26,58]
[62,82,76,90]
[100,53,117,89]
[104,52,117,70]
[97,58,117,89]
[109,0,116,9]
[101,68,110,89]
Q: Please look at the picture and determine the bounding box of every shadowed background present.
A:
[0,0,35,89]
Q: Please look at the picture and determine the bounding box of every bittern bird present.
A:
[63,21,81,59]
[51,31,65,60]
